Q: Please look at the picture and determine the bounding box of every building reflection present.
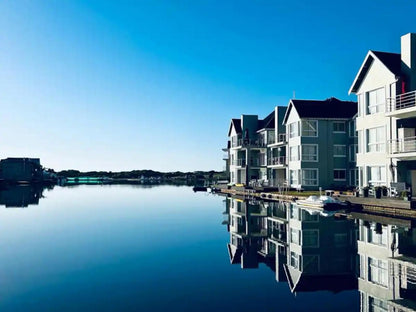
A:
[0,185,47,207]
[224,196,416,311]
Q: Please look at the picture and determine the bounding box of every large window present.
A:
[333,121,346,133]
[289,122,299,138]
[367,87,385,114]
[290,251,299,269]
[290,146,299,161]
[303,230,319,247]
[334,145,347,157]
[301,120,318,137]
[349,119,357,137]
[368,228,388,246]
[368,258,388,287]
[367,127,385,153]
[349,144,358,162]
[302,169,318,186]
[302,145,318,161]
[334,169,346,181]
[290,170,299,185]
[368,166,386,184]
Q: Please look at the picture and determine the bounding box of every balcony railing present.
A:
[267,156,286,166]
[235,138,267,148]
[249,158,267,167]
[231,159,246,166]
[389,136,416,154]
[267,133,287,145]
[387,90,416,112]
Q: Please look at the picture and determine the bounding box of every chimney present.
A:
[401,33,416,91]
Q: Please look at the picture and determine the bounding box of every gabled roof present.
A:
[228,118,242,136]
[258,111,275,131]
[349,50,401,94]
[282,97,357,124]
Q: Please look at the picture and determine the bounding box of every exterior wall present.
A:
[355,59,396,188]
[285,106,357,190]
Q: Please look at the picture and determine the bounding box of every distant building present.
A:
[349,33,416,195]
[283,97,357,190]
[0,158,43,183]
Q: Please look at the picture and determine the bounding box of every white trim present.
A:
[301,144,319,162]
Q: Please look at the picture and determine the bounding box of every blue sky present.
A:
[1,1,416,172]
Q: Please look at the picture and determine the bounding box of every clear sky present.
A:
[1,1,416,172]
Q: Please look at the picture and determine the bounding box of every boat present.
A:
[296,195,348,211]
[192,186,207,192]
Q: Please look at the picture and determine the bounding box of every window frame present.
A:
[333,169,347,181]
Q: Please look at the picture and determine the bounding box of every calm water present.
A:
[0,185,413,311]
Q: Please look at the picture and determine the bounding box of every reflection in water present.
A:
[0,184,47,207]
[224,196,416,311]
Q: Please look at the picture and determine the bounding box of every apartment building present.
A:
[282,98,358,191]
[227,113,274,185]
[349,33,416,196]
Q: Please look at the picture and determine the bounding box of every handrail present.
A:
[386,90,416,112]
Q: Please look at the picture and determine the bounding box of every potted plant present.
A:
[374,186,382,199]
[355,187,360,197]
[381,186,388,196]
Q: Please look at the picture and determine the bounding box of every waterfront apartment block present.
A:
[227,112,276,185]
[226,99,357,190]
[349,33,416,196]
[283,98,357,191]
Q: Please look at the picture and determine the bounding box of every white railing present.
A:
[389,136,416,154]
[387,90,416,112]
[268,156,286,166]
[231,159,246,166]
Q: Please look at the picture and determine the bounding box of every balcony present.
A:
[389,136,416,159]
[386,90,416,119]
[233,138,267,148]
[231,159,246,167]
[249,158,267,167]
[267,156,286,167]
[268,133,287,146]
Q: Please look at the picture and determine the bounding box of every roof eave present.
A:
[349,51,374,95]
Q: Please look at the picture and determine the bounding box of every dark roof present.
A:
[228,118,242,136]
[372,50,401,76]
[349,50,401,94]
[258,111,275,130]
[288,98,357,120]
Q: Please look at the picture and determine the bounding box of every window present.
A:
[333,121,346,133]
[302,255,319,273]
[334,169,346,181]
[368,226,387,246]
[290,146,299,161]
[302,145,318,161]
[334,145,346,157]
[301,120,318,137]
[289,122,299,138]
[303,230,319,247]
[290,204,299,220]
[290,228,300,244]
[350,168,359,186]
[367,127,385,152]
[290,170,299,185]
[302,169,318,186]
[301,209,319,222]
[358,130,363,153]
[349,145,358,162]
[367,87,385,114]
[368,258,388,287]
[358,93,364,117]
[368,166,386,183]
[349,120,357,137]
[369,297,388,312]
[290,251,299,269]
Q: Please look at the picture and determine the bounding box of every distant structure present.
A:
[0,158,44,183]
